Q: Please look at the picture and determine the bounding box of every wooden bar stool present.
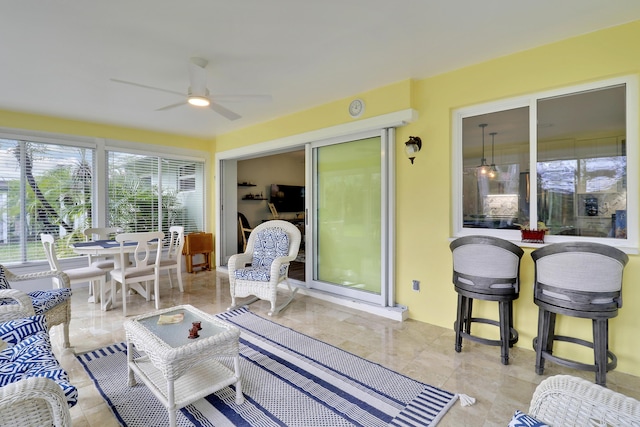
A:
[531,242,628,386]
[450,235,524,365]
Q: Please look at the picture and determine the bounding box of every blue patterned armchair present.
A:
[228,220,302,315]
[0,315,77,426]
[0,265,72,348]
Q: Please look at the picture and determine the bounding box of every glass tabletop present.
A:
[137,307,227,348]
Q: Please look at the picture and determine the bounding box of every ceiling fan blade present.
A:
[110,78,184,97]
[156,101,185,111]
[209,101,241,120]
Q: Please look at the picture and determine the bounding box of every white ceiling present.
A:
[2,1,640,139]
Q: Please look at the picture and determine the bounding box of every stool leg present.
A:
[454,294,465,352]
[535,307,549,375]
[593,318,608,386]
[499,301,510,365]
[464,298,473,336]
[546,312,556,354]
[508,301,516,347]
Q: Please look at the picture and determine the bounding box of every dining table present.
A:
[71,239,159,310]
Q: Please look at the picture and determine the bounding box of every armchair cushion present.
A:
[0,270,9,290]
[0,265,72,316]
[0,316,77,407]
[22,289,72,315]
[235,227,289,281]
[0,315,47,347]
[508,410,549,427]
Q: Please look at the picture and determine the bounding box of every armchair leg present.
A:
[228,295,259,311]
[268,283,299,316]
[62,322,70,348]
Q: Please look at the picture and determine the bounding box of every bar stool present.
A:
[531,242,628,386]
[450,235,524,365]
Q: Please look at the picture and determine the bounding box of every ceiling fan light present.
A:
[188,96,210,107]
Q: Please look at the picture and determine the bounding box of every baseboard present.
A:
[293,285,409,321]
[219,267,408,321]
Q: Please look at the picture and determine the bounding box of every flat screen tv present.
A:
[270,184,305,213]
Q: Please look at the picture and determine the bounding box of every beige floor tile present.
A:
[45,268,640,426]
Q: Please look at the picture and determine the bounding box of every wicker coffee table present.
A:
[123,305,243,427]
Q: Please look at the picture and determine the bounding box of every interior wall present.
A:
[2,20,640,376]
[237,151,305,228]
[215,20,640,376]
[397,20,640,376]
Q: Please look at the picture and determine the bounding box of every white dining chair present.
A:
[82,227,124,271]
[110,231,164,316]
[158,226,185,292]
[40,233,109,310]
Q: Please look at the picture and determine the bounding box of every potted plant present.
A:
[518,222,548,243]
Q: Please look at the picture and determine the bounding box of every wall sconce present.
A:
[404,136,422,164]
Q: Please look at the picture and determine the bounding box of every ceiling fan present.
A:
[110,57,271,121]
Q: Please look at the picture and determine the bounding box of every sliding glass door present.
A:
[308,131,391,305]
[217,127,396,308]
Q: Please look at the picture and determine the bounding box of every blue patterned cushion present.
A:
[508,410,549,427]
[25,288,72,315]
[235,227,289,281]
[0,330,78,407]
[0,266,10,290]
[0,315,47,347]
[0,288,71,316]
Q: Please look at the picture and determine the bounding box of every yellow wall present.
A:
[398,20,640,376]
[216,20,640,376]
[2,20,640,376]
[0,110,211,151]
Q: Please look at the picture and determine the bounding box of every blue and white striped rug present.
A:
[77,307,458,426]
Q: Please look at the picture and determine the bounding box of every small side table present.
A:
[182,232,213,273]
[124,305,243,427]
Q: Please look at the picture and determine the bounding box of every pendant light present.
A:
[477,123,489,175]
[489,131,498,178]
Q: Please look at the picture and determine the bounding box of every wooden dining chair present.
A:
[40,233,109,310]
[109,231,164,316]
[238,214,253,252]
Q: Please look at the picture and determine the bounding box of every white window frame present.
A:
[0,127,210,267]
[452,75,639,253]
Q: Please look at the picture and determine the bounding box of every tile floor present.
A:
[48,269,640,426]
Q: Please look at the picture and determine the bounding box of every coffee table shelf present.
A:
[124,305,243,427]
[131,355,238,409]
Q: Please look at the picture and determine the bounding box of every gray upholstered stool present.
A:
[531,242,628,386]
[450,235,524,365]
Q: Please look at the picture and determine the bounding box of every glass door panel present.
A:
[310,136,383,303]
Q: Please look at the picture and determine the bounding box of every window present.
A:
[178,164,196,192]
[0,139,93,262]
[0,131,207,265]
[107,152,204,237]
[454,76,637,248]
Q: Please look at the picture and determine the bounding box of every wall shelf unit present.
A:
[238,181,266,201]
